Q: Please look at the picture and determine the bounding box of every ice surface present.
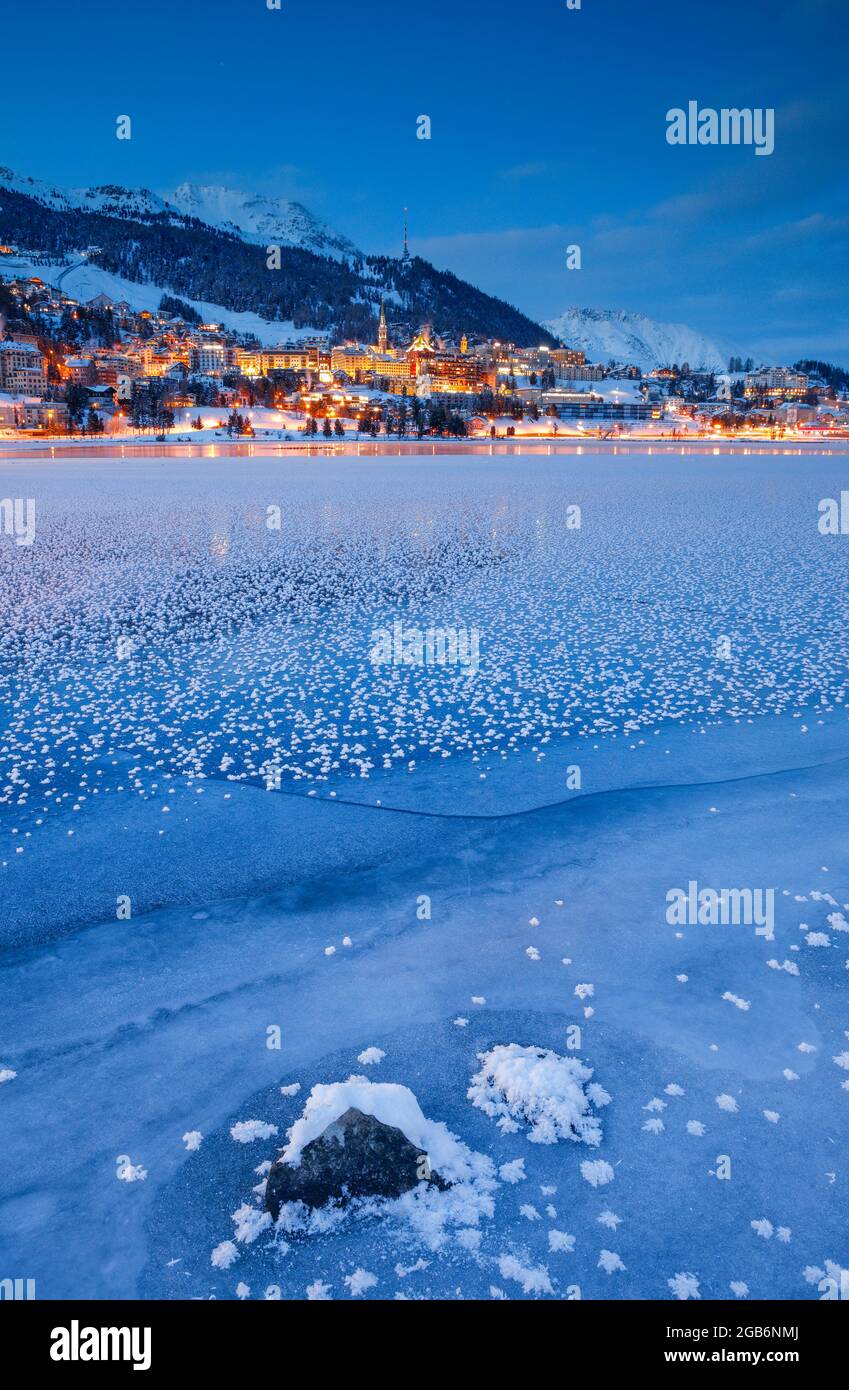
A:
[1,452,848,1299]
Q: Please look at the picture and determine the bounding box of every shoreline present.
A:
[2,434,849,460]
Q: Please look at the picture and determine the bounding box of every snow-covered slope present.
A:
[0,253,319,345]
[545,307,727,372]
[167,183,360,261]
[0,167,173,222]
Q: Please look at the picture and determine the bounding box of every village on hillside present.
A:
[2,262,847,444]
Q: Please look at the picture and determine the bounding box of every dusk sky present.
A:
[4,0,847,362]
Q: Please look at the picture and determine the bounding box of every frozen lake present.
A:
[0,452,847,1300]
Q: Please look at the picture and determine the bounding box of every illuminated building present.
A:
[370,352,415,383]
[0,339,47,396]
[330,346,376,375]
[190,342,226,375]
[239,345,321,375]
[744,368,809,399]
[549,347,586,369]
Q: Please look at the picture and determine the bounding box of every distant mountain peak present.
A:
[545,305,728,372]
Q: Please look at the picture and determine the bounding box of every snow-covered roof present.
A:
[0,339,42,355]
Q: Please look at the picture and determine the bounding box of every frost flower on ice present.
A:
[469,1043,609,1146]
[230,1120,278,1144]
[598,1250,626,1273]
[548,1230,576,1253]
[580,1159,615,1188]
[211,1241,239,1270]
[498,1158,526,1185]
[497,1254,553,1296]
[116,1157,147,1183]
[668,1272,700,1300]
[345,1268,377,1297]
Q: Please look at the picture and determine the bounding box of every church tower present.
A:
[377,300,389,353]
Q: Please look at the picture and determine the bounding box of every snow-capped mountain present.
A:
[0,167,361,261]
[545,307,727,372]
[166,183,360,261]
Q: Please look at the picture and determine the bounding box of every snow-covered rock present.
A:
[264,1076,486,1216]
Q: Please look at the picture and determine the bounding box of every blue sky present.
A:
[3,0,847,362]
